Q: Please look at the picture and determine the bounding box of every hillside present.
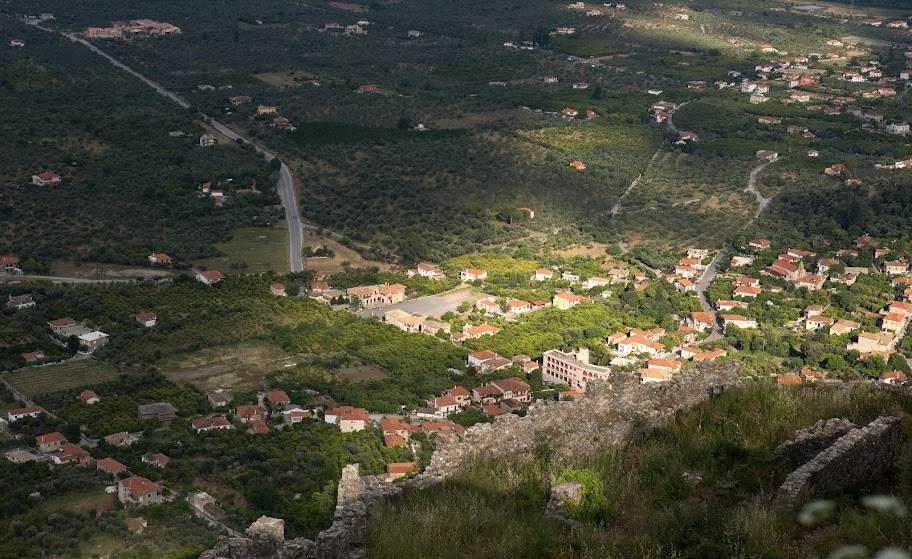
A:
[367,379,912,559]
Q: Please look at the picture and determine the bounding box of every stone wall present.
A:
[774,418,858,466]
[776,416,902,504]
[201,361,743,559]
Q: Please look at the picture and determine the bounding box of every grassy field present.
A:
[193,225,289,274]
[33,486,118,515]
[6,359,124,398]
[159,341,294,391]
[301,231,393,274]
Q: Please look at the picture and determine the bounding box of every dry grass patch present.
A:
[338,365,387,382]
[160,342,294,391]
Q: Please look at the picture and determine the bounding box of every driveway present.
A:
[358,286,480,319]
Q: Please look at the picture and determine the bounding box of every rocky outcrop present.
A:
[774,418,858,465]
[776,416,901,504]
[201,361,743,559]
[544,481,582,525]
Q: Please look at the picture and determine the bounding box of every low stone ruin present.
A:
[774,418,858,465]
[544,481,582,526]
[776,416,901,504]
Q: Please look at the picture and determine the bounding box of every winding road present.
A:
[48,28,305,272]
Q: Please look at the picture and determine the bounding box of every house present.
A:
[569,160,586,170]
[10,39,25,47]
[758,116,782,125]
[676,279,696,293]
[806,315,834,330]
[882,313,907,332]
[408,262,445,280]
[7,294,35,310]
[192,416,232,432]
[471,385,504,405]
[36,432,67,453]
[357,84,377,94]
[273,117,294,130]
[429,396,460,415]
[326,406,370,432]
[747,239,772,251]
[270,283,287,297]
[561,108,579,118]
[142,453,170,467]
[78,331,109,352]
[347,284,405,310]
[385,463,418,481]
[693,348,727,362]
[196,270,225,285]
[616,335,666,357]
[778,373,803,386]
[148,253,172,265]
[284,409,313,425]
[640,368,673,383]
[256,105,276,115]
[443,386,471,406]
[689,311,716,331]
[54,443,92,465]
[247,419,270,434]
[766,259,800,281]
[97,457,128,475]
[8,406,43,422]
[138,402,177,422]
[266,390,291,406]
[756,150,778,161]
[31,172,62,186]
[384,309,424,333]
[236,405,264,422]
[884,261,909,274]
[831,319,860,336]
[489,377,532,402]
[136,312,156,327]
[118,476,164,507]
[849,332,894,353]
[716,301,748,311]
[462,324,500,339]
[1,255,21,273]
[506,299,532,315]
[734,286,761,298]
[533,268,554,281]
[207,392,232,409]
[542,347,611,391]
[21,351,46,363]
[104,431,137,447]
[79,390,100,405]
[582,277,610,290]
[199,134,216,147]
[459,268,488,282]
[795,275,825,291]
[573,82,589,90]
[881,371,908,385]
[553,292,591,310]
[228,95,252,105]
[722,314,757,329]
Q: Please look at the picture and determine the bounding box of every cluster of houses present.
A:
[712,236,912,363]
[320,21,369,36]
[86,20,181,39]
[47,316,110,352]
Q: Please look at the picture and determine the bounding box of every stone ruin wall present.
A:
[201,361,744,559]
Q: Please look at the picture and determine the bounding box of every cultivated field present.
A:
[193,225,289,274]
[6,359,124,398]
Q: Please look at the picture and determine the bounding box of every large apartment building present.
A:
[542,347,611,391]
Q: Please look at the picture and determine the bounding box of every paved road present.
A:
[696,249,727,341]
[54,30,305,272]
[358,286,478,319]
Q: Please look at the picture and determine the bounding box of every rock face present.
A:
[774,418,858,465]
[544,481,582,525]
[201,361,743,559]
[777,416,902,504]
